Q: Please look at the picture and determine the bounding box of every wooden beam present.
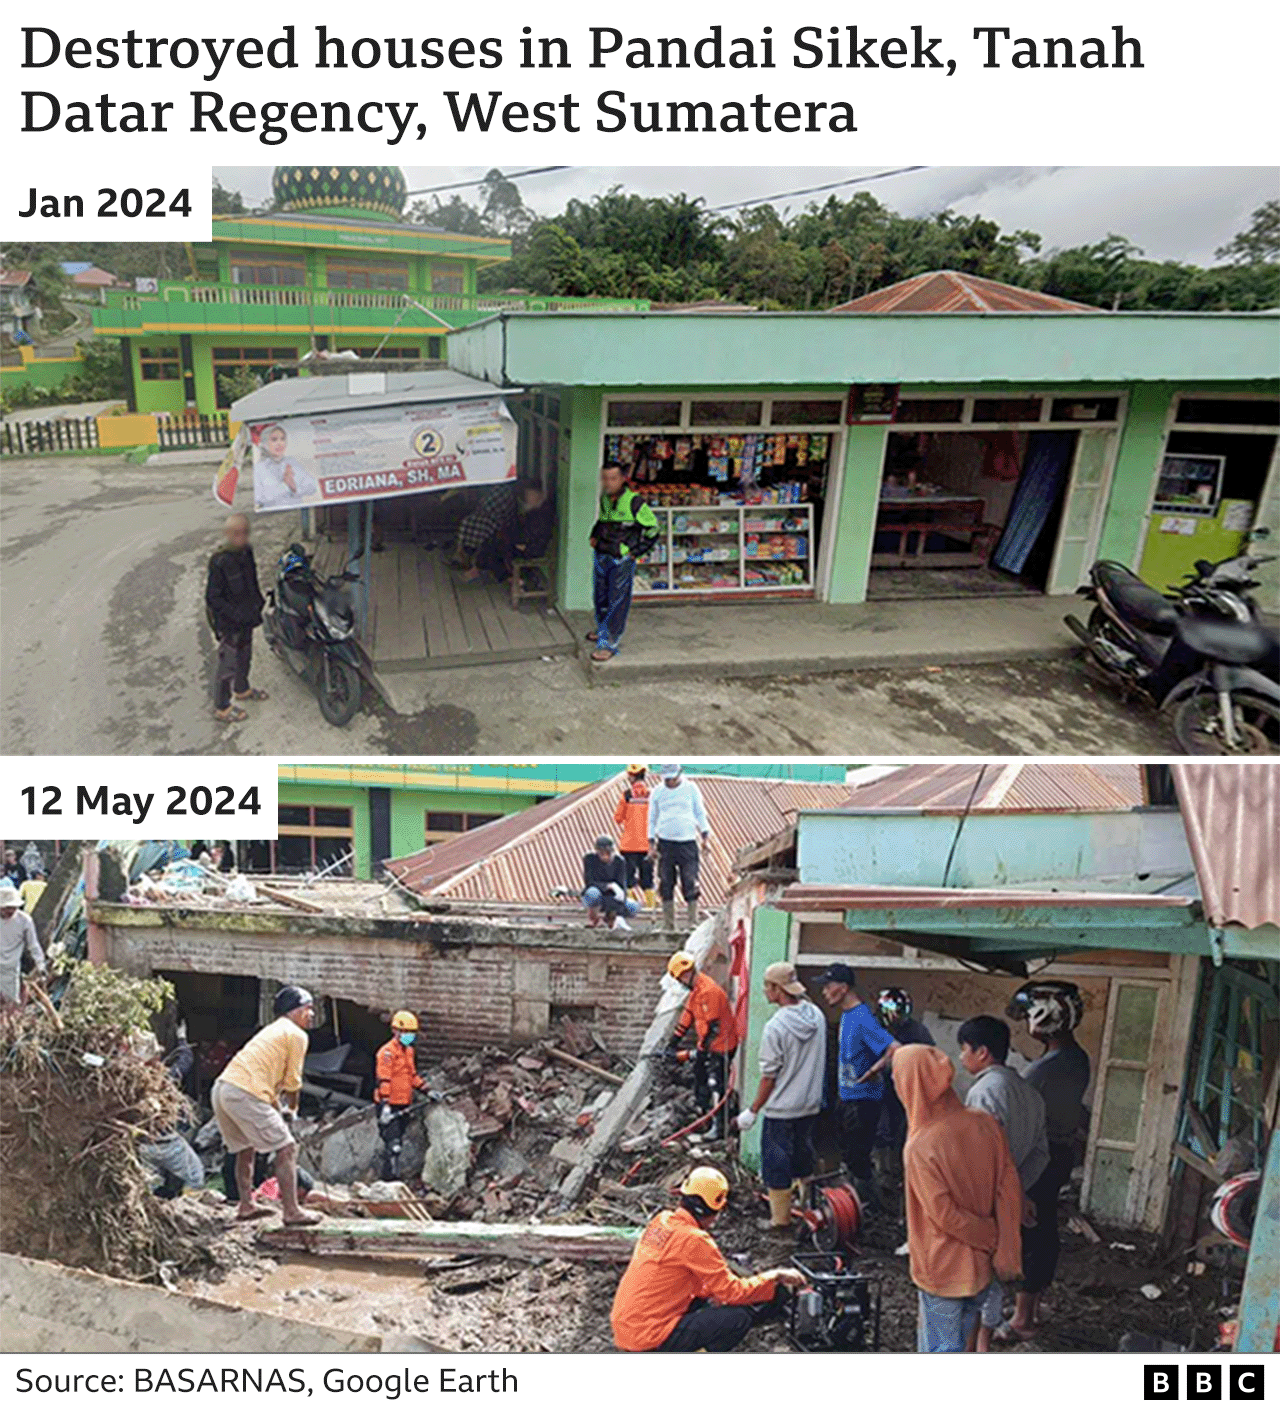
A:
[259,1218,639,1264]
[258,885,328,914]
[546,1048,623,1086]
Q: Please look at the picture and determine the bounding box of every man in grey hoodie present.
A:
[736,961,827,1232]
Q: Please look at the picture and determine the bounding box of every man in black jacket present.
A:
[205,514,267,723]
[581,835,639,932]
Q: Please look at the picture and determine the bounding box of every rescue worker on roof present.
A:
[614,763,656,909]
[611,1166,806,1353]
[666,950,738,1139]
[376,1011,428,1181]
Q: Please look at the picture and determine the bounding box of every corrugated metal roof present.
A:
[386,773,857,908]
[778,882,1195,913]
[1172,763,1280,932]
[827,763,1145,814]
[832,270,1097,315]
[231,368,513,421]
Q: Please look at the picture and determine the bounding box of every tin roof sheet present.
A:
[826,763,1145,815]
[832,270,1097,314]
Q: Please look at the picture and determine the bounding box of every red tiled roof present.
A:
[70,267,119,287]
[832,763,1145,814]
[1172,762,1280,932]
[0,269,32,288]
[832,270,1097,314]
[386,772,859,908]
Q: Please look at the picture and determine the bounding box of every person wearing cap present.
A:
[614,764,656,908]
[0,882,45,1008]
[610,1166,806,1352]
[375,1011,429,1181]
[736,960,827,1233]
[582,836,639,932]
[816,962,898,1214]
[647,764,710,931]
[211,985,321,1226]
[667,951,738,1138]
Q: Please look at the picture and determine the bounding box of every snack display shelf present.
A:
[635,502,813,596]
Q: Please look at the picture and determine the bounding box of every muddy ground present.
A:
[180,1172,1235,1354]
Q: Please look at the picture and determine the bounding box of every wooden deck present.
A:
[314,540,575,674]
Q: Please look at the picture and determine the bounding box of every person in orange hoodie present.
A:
[667,950,738,1138]
[611,1167,805,1352]
[896,1044,1024,1353]
[614,763,655,908]
[375,1010,429,1180]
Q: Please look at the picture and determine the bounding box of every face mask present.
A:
[399,1031,416,1047]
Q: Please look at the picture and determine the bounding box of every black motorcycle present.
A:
[1065,559,1279,755]
[261,543,364,727]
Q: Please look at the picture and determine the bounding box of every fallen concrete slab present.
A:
[259,1218,639,1263]
[0,1253,383,1354]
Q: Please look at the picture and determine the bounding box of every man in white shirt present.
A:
[0,883,46,1007]
[647,764,710,932]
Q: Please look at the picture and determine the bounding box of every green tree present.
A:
[211,178,245,215]
[1216,199,1280,266]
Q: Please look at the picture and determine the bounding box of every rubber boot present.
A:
[685,898,700,929]
[644,888,656,911]
[662,899,677,930]
[759,1187,793,1232]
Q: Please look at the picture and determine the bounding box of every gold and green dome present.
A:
[271,166,408,222]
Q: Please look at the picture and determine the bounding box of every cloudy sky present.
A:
[215,166,1277,265]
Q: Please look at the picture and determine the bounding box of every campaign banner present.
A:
[247,397,517,513]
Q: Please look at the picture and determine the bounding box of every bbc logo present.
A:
[1145,1366,1265,1401]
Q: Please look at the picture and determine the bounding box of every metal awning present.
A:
[231,368,519,422]
[775,883,1229,976]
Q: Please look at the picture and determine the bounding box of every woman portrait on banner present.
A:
[252,422,320,511]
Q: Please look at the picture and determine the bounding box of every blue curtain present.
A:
[992,431,1076,575]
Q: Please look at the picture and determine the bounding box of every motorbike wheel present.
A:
[1171,690,1280,755]
[317,657,362,727]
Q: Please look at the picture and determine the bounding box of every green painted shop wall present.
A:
[128,337,186,415]
[388,788,533,860]
[0,351,84,394]
[1096,383,1175,568]
[827,424,890,604]
[558,387,603,611]
[277,783,372,879]
[738,905,794,1174]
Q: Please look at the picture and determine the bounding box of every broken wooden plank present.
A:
[546,1047,623,1086]
[1173,1142,1220,1183]
[258,885,328,914]
[259,1218,639,1264]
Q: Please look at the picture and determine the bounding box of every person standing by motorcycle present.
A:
[376,1011,429,1181]
[205,514,267,725]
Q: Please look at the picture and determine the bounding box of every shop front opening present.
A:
[1137,396,1279,593]
[868,394,1122,600]
[601,395,844,600]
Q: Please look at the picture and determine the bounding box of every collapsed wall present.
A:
[92,903,673,1056]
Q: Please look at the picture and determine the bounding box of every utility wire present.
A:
[710,165,929,212]
[404,166,572,197]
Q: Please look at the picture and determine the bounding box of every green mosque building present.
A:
[93,165,644,415]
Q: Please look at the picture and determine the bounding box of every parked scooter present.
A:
[261,544,364,727]
[1065,559,1279,755]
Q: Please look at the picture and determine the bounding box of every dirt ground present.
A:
[179,1164,1236,1355]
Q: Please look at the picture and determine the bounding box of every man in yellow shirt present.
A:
[212,985,321,1226]
[19,866,46,914]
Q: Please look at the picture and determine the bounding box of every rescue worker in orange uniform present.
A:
[611,1167,805,1352]
[667,951,738,1139]
[614,763,656,909]
[375,1011,427,1180]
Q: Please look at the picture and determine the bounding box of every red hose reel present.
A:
[794,1179,863,1251]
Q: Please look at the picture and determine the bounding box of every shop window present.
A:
[213,347,297,365]
[608,400,682,428]
[769,399,842,426]
[230,261,304,287]
[1050,397,1121,423]
[690,399,763,427]
[139,345,181,381]
[894,398,965,423]
[425,811,505,844]
[274,804,354,874]
[432,267,465,295]
[328,264,408,291]
[972,397,1044,423]
[1175,398,1280,428]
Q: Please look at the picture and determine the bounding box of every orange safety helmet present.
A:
[390,1010,419,1033]
[667,949,696,980]
[680,1166,730,1212]
[626,762,647,776]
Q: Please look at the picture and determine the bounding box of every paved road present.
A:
[1,456,1174,757]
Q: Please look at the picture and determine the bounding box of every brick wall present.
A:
[101,915,667,1058]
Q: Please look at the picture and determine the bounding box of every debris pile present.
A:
[0,965,212,1280]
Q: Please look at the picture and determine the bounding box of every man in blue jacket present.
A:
[648,764,709,932]
[816,962,898,1214]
